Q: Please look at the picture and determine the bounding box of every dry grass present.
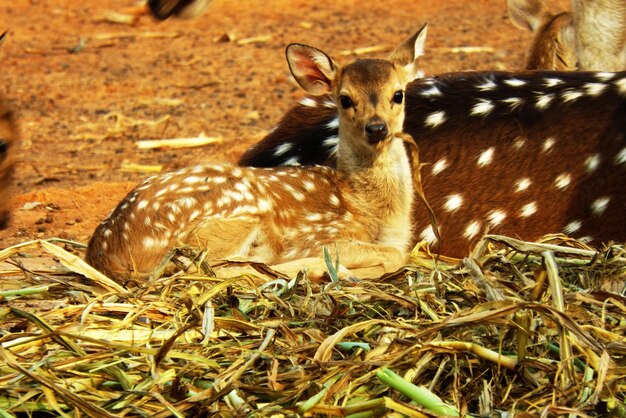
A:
[0,234,624,417]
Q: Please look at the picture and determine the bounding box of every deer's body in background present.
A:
[507,0,626,71]
[86,27,428,282]
[0,102,17,230]
[240,70,626,256]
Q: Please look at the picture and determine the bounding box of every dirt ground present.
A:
[0,0,571,249]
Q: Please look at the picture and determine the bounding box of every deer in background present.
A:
[86,26,428,282]
[239,67,626,257]
[507,0,626,71]
[0,102,17,230]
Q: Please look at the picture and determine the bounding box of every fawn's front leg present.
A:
[272,241,406,282]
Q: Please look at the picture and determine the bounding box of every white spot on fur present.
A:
[306,213,323,222]
[326,117,339,129]
[488,209,507,226]
[591,196,610,215]
[431,158,449,175]
[273,142,293,157]
[178,197,197,208]
[471,99,495,116]
[443,194,463,212]
[585,154,601,172]
[554,173,572,189]
[464,220,482,239]
[177,187,195,194]
[584,82,607,97]
[291,190,306,201]
[501,97,523,110]
[155,188,168,198]
[562,90,584,102]
[103,228,112,238]
[323,98,336,108]
[421,85,442,97]
[477,147,495,167]
[515,178,532,192]
[152,201,161,211]
[563,220,582,234]
[477,78,497,91]
[535,94,554,110]
[217,196,231,207]
[419,224,439,245]
[504,78,526,87]
[302,180,316,192]
[544,77,563,87]
[329,194,340,206]
[258,198,271,211]
[299,97,318,108]
[519,202,537,218]
[425,110,447,128]
[283,157,301,166]
[137,200,149,210]
[183,176,203,184]
[616,78,626,95]
[542,137,556,153]
[323,136,339,148]
[615,147,626,166]
[595,72,614,81]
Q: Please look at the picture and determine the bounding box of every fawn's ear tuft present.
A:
[286,43,337,96]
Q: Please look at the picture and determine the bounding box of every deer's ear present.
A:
[389,24,428,79]
[506,0,548,32]
[286,44,337,95]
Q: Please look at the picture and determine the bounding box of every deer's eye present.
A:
[392,91,404,104]
[340,95,353,109]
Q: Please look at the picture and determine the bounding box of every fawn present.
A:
[86,26,428,281]
[239,68,626,257]
[0,101,17,230]
[507,0,626,71]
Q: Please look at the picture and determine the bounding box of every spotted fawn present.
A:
[86,26,428,281]
[239,69,626,256]
[507,0,626,71]
[0,101,17,230]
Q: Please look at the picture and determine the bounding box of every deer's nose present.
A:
[365,118,388,144]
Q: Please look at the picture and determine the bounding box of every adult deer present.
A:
[239,67,626,256]
[86,27,428,281]
[507,0,626,71]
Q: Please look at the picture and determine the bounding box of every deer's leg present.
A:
[272,241,406,282]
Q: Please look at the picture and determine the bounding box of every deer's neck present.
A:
[337,135,415,250]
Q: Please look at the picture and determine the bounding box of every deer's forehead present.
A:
[339,59,403,93]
